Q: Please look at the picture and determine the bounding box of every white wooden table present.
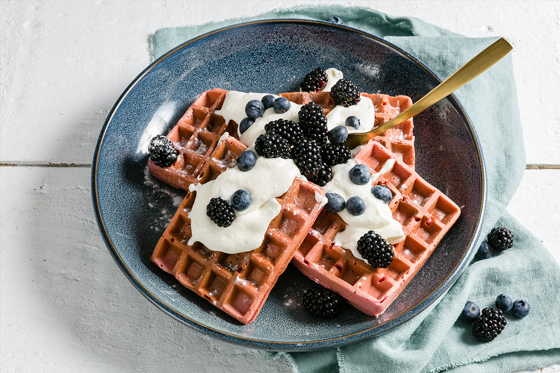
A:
[1,1,558,372]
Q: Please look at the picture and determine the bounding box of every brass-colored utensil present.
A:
[344,37,513,149]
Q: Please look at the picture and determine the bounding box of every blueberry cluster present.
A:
[240,96,294,135]
[475,226,514,259]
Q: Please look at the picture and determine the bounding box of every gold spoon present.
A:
[344,37,513,149]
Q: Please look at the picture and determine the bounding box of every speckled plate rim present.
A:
[92,19,487,351]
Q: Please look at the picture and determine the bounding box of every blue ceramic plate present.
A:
[92,20,485,351]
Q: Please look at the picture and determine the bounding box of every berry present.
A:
[236,150,257,172]
[245,99,265,120]
[303,287,343,318]
[346,196,366,216]
[495,294,513,313]
[327,125,348,144]
[273,97,291,113]
[298,102,328,145]
[231,189,251,211]
[512,299,530,318]
[309,163,332,187]
[239,117,254,134]
[300,67,328,93]
[325,193,345,213]
[476,241,494,260]
[261,95,275,109]
[371,185,392,204]
[472,307,507,342]
[345,116,360,130]
[254,132,291,159]
[330,79,361,107]
[460,301,480,321]
[291,139,323,179]
[206,197,236,227]
[327,16,343,25]
[265,119,304,145]
[148,135,178,168]
[487,227,514,251]
[321,143,351,166]
[357,231,394,268]
[349,164,370,185]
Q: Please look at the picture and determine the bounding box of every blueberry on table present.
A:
[371,185,392,204]
[495,294,513,313]
[476,241,493,259]
[349,164,370,185]
[460,301,480,321]
[327,16,343,25]
[325,192,345,213]
[236,150,256,171]
[231,189,251,211]
[273,97,291,113]
[511,299,530,318]
[346,196,366,216]
[245,99,265,120]
[327,125,348,144]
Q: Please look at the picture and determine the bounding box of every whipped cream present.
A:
[188,157,301,254]
[322,159,405,261]
[326,97,376,133]
[322,68,344,92]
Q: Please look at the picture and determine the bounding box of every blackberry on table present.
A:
[265,119,304,145]
[206,197,236,227]
[321,143,351,166]
[472,307,507,342]
[148,135,178,168]
[291,139,323,179]
[487,227,514,251]
[309,162,332,187]
[357,230,394,268]
[330,79,361,107]
[254,132,291,159]
[300,67,328,92]
[303,287,343,318]
[298,102,328,145]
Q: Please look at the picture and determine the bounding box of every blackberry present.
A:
[291,139,323,179]
[148,135,178,168]
[300,67,328,93]
[321,143,351,166]
[303,287,343,318]
[298,102,328,145]
[487,227,514,251]
[254,132,291,159]
[309,163,332,187]
[472,307,507,342]
[206,197,236,227]
[265,119,304,145]
[330,79,361,107]
[357,231,394,268]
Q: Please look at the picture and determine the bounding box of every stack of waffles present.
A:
[148,88,460,324]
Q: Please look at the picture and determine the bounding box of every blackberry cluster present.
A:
[357,231,394,268]
[321,143,351,166]
[330,79,361,107]
[300,67,328,92]
[487,227,514,251]
[291,139,322,179]
[254,132,291,159]
[264,119,304,145]
[298,102,328,145]
[206,197,236,227]
[148,135,178,168]
[309,162,332,187]
[472,307,507,342]
[303,287,343,318]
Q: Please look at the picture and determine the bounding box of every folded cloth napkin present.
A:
[151,5,560,373]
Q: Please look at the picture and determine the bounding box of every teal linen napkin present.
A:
[151,5,560,373]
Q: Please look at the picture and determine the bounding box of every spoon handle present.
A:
[345,37,513,148]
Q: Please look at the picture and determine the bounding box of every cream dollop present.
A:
[322,68,344,92]
[326,97,376,133]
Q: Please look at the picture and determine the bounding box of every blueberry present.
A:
[261,95,275,109]
[327,16,343,25]
[231,189,251,211]
[239,117,254,134]
[476,241,494,260]
[349,164,370,185]
[460,301,480,321]
[511,299,530,318]
[273,97,291,113]
[236,150,256,171]
[346,196,366,216]
[495,294,513,313]
[371,185,392,204]
[325,193,345,213]
[345,116,360,130]
[245,99,265,120]
[327,125,348,144]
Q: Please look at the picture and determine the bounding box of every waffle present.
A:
[291,141,460,317]
[279,91,415,168]
[151,178,325,324]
